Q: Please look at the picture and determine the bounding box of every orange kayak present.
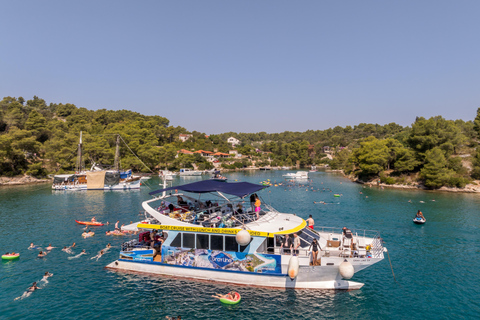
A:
[75,220,104,226]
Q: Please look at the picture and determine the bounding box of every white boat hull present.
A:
[52,180,141,191]
[106,259,364,290]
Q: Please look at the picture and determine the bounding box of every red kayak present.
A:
[75,220,104,226]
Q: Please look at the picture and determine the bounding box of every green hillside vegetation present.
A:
[1,95,479,190]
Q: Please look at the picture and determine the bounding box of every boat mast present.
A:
[114,134,120,171]
[76,131,83,173]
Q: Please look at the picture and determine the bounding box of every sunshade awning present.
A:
[149,180,267,198]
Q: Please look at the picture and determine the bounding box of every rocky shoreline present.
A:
[0,175,51,186]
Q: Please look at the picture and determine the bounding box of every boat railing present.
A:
[267,247,311,257]
[121,239,150,252]
[314,226,381,241]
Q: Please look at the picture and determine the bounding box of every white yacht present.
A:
[106,180,386,290]
[159,170,177,181]
[179,168,203,176]
[283,171,309,179]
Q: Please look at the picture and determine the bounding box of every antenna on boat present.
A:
[76,131,83,173]
[114,134,120,171]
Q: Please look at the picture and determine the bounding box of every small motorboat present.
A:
[75,220,104,226]
[413,216,426,224]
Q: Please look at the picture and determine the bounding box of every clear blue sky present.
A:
[1,1,479,134]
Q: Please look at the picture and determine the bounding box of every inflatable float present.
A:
[219,292,241,305]
[75,220,104,226]
[2,253,20,260]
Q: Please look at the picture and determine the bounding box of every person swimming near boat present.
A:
[91,250,105,261]
[41,272,53,283]
[28,243,39,250]
[82,230,95,238]
[68,249,87,260]
[62,246,73,254]
[15,282,41,300]
[37,251,47,258]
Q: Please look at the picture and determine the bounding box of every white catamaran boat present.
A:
[107,180,386,290]
[52,132,141,191]
[283,171,309,179]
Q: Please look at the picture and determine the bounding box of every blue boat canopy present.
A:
[149,180,267,198]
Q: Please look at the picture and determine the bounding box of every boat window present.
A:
[210,235,223,251]
[183,233,195,248]
[225,236,238,252]
[170,233,181,247]
[196,234,209,249]
[240,239,253,252]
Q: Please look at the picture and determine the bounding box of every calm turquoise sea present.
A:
[1,171,479,319]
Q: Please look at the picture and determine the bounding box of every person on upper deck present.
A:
[250,193,256,212]
[254,197,261,219]
[306,215,314,230]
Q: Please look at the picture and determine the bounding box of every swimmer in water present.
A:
[91,250,105,261]
[37,251,47,258]
[62,246,73,254]
[15,282,41,300]
[71,242,76,248]
[68,249,87,260]
[41,272,53,283]
[28,243,37,250]
[46,244,55,251]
